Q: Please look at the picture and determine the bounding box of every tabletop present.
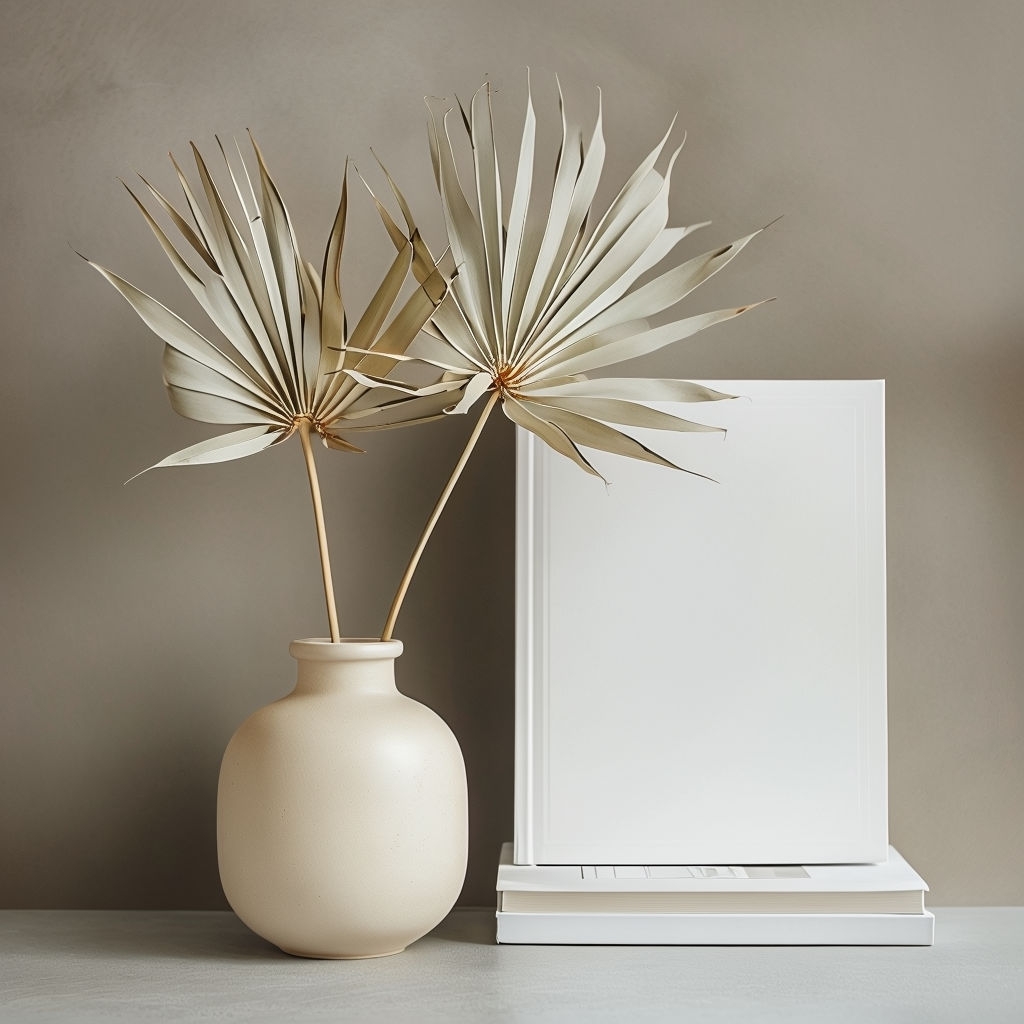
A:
[2,908,1021,1023]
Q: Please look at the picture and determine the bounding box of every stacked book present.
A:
[496,843,934,945]
[507,385,934,946]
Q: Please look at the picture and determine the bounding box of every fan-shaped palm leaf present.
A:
[369,77,771,638]
[366,79,770,481]
[84,136,457,477]
[83,137,456,641]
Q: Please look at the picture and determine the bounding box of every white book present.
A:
[497,843,928,914]
[495,910,935,946]
[515,381,888,866]
[495,843,934,946]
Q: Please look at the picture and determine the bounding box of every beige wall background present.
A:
[1,0,1021,909]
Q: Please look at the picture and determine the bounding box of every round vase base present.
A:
[279,945,407,960]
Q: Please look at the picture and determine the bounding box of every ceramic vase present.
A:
[217,638,468,959]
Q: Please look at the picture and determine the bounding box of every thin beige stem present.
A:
[298,418,340,643]
[381,389,501,641]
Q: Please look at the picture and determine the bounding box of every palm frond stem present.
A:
[380,388,500,640]
[297,417,340,642]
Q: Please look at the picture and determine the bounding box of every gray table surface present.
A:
[1,908,1021,1023]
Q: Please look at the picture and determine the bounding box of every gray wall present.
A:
[2,0,1021,908]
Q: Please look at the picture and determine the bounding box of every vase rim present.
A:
[289,638,404,662]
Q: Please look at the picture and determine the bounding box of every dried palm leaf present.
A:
[85,136,454,474]
[367,78,771,637]
[365,79,770,480]
[83,137,453,640]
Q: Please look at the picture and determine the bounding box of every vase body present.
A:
[217,638,468,959]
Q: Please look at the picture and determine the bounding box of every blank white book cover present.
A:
[515,381,887,865]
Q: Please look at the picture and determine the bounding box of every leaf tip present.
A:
[123,464,153,485]
[736,297,776,315]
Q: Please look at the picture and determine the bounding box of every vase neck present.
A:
[289,639,403,697]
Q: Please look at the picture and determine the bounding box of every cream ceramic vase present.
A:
[217,638,468,959]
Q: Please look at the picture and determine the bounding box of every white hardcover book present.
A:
[515,382,888,865]
[495,843,933,946]
[495,911,935,946]
[496,843,928,914]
